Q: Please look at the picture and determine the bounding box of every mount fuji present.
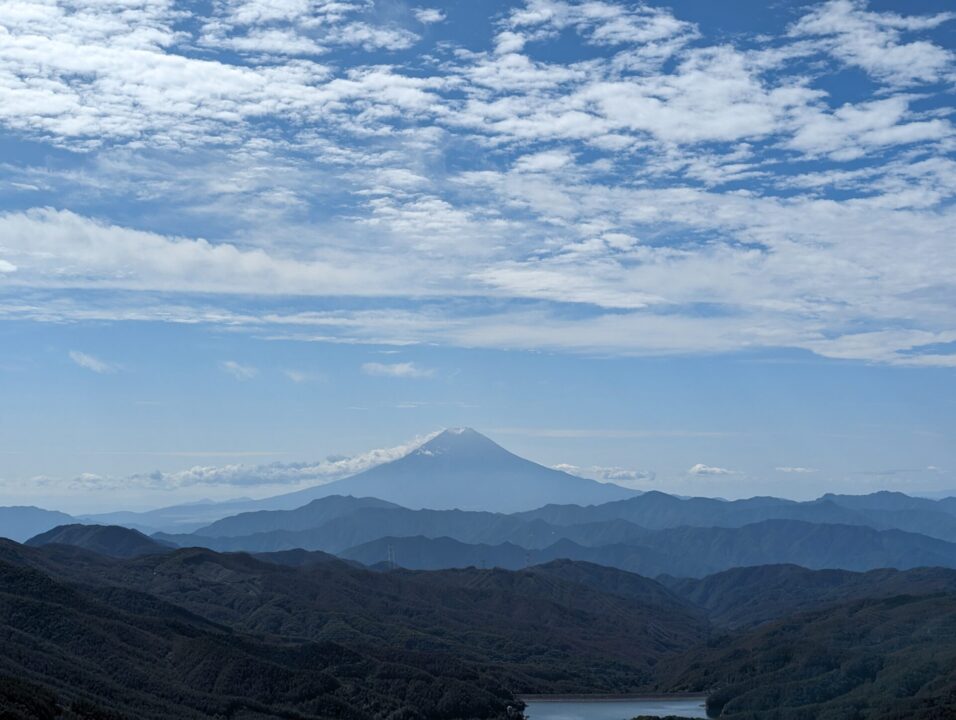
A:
[282,428,638,513]
[81,429,639,531]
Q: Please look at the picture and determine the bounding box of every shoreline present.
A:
[517,693,709,702]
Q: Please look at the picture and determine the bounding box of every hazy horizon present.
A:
[4,426,954,515]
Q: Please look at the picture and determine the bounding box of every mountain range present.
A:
[0,537,709,719]
[131,485,956,577]
[332,520,956,577]
[12,428,956,585]
[5,533,956,719]
[9,429,956,546]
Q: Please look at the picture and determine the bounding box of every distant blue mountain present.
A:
[337,521,956,578]
[0,506,75,542]
[517,490,956,543]
[82,428,638,531]
[285,428,638,512]
[196,495,402,538]
[158,496,651,554]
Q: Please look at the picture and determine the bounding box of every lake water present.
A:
[523,697,709,720]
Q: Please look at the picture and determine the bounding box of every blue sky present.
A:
[0,0,954,512]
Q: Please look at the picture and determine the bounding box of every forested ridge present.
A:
[4,535,956,719]
[649,593,956,719]
[0,539,705,718]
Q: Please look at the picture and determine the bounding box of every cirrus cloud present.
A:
[361,361,434,378]
[0,0,953,370]
[221,360,258,380]
[69,350,118,374]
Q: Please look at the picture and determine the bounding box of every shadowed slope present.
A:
[1,539,709,695]
[661,563,956,628]
[26,524,172,558]
[0,556,521,719]
[652,593,956,719]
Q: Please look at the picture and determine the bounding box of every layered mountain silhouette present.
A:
[517,489,956,542]
[68,431,956,540]
[159,496,609,552]
[148,488,956,577]
[9,428,956,583]
[333,521,956,577]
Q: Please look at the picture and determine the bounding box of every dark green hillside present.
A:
[0,558,520,719]
[663,564,956,628]
[529,559,698,611]
[652,593,956,719]
[0,539,708,701]
[111,548,708,691]
[340,534,531,570]
[9,533,956,719]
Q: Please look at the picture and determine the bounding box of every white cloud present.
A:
[0,208,410,296]
[787,96,951,160]
[283,369,310,383]
[361,361,434,378]
[776,466,819,474]
[514,149,575,173]
[0,0,438,147]
[456,43,821,147]
[68,350,117,374]
[221,360,258,380]
[688,463,735,476]
[65,430,441,489]
[335,22,419,51]
[494,427,729,439]
[554,463,655,488]
[504,0,698,49]
[0,0,954,370]
[414,8,445,25]
[790,0,955,86]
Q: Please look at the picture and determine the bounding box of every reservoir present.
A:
[522,696,709,720]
